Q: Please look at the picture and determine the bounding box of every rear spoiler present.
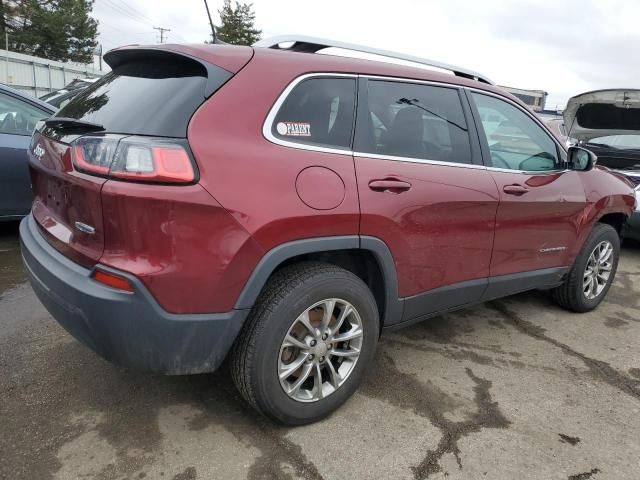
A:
[103,47,233,98]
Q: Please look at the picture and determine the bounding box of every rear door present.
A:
[0,92,51,218]
[354,78,499,323]
[469,91,587,279]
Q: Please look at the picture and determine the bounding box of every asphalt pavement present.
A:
[1,221,639,480]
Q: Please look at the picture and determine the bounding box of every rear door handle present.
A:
[503,184,529,196]
[368,179,412,193]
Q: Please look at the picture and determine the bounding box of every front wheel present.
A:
[230,262,379,425]
[552,223,620,312]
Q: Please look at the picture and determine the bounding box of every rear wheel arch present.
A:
[234,236,402,328]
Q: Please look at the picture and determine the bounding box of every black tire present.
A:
[552,223,620,312]
[230,261,379,425]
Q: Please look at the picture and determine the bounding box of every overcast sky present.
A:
[93,0,640,109]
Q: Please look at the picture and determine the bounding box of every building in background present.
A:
[0,50,103,98]
[500,86,548,112]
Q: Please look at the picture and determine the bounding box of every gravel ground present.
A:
[1,221,639,480]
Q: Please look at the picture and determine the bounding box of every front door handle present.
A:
[503,184,529,196]
[368,179,412,194]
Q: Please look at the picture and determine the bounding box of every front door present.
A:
[469,92,587,278]
[354,79,499,323]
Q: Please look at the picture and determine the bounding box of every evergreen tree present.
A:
[214,0,260,46]
[0,0,98,63]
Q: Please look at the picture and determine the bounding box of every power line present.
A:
[97,0,187,44]
[109,0,156,25]
[99,0,154,28]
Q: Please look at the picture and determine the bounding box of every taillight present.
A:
[71,135,196,184]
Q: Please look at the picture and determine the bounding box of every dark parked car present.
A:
[564,89,640,240]
[40,77,99,109]
[20,37,635,424]
[0,84,55,220]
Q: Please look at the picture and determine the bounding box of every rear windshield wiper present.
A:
[44,117,105,132]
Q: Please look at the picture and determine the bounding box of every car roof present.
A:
[0,83,56,113]
[251,46,516,100]
[105,43,528,112]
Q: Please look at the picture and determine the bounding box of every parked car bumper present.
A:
[623,210,640,242]
[19,214,248,375]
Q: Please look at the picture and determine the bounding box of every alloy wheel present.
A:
[583,240,614,300]
[278,298,364,402]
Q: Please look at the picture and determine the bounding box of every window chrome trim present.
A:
[262,72,357,156]
[353,151,486,170]
[262,72,573,175]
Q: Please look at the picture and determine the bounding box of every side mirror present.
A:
[568,146,597,171]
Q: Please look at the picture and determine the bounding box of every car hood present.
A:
[563,89,640,141]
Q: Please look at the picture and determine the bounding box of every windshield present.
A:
[586,135,640,150]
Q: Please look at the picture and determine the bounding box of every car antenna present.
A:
[204,0,217,44]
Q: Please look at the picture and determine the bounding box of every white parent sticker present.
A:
[276,122,311,137]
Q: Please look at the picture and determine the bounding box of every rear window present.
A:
[57,56,229,138]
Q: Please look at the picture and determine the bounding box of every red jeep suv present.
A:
[20,36,635,425]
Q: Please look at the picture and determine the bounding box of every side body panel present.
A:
[355,158,498,298]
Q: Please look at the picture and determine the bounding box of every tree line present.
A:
[0,0,260,65]
[0,0,98,63]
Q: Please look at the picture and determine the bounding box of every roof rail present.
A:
[253,35,494,85]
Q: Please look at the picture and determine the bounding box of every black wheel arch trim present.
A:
[233,235,404,326]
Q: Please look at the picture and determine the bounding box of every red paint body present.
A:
[28,45,636,316]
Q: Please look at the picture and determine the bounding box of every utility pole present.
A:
[203,0,216,43]
[153,26,171,44]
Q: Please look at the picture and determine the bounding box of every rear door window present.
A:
[271,77,356,150]
[57,56,230,138]
[355,80,472,164]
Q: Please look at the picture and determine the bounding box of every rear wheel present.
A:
[231,262,379,425]
[552,223,620,312]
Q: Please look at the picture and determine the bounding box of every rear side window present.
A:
[57,56,229,138]
[271,77,356,150]
[356,80,472,164]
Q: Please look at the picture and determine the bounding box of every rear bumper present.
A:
[623,211,640,241]
[20,214,248,375]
